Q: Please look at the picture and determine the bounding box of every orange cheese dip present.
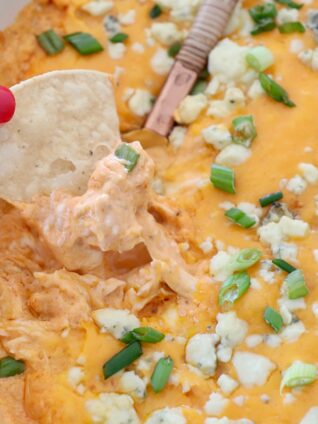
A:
[1,1,318,424]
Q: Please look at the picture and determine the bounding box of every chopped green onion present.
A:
[232,115,257,147]
[218,272,251,306]
[246,46,274,72]
[36,29,65,56]
[115,143,140,172]
[168,42,182,58]
[259,191,283,207]
[149,4,162,18]
[281,362,317,393]
[251,19,276,36]
[272,258,296,273]
[274,0,303,9]
[264,307,283,333]
[110,32,129,43]
[228,248,262,272]
[0,357,25,378]
[64,32,104,55]
[249,4,278,22]
[285,269,309,299]
[191,80,208,95]
[225,208,256,229]
[151,356,173,393]
[121,327,165,344]
[210,164,235,194]
[279,22,305,33]
[103,341,142,379]
[259,73,295,107]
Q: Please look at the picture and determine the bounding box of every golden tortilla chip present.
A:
[0,70,120,201]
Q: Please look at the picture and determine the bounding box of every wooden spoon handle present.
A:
[177,0,239,74]
[145,0,239,137]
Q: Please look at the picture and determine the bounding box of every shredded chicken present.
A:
[19,142,196,298]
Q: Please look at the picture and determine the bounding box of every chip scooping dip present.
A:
[0,70,120,201]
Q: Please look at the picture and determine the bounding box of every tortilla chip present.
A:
[0,70,120,201]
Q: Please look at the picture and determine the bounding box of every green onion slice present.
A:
[210,164,236,194]
[110,32,129,43]
[272,258,296,273]
[285,269,309,299]
[151,356,173,393]
[274,0,303,9]
[0,357,25,378]
[251,19,276,36]
[246,46,274,72]
[259,191,283,207]
[232,115,257,147]
[249,4,277,22]
[278,22,305,34]
[218,272,251,306]
[191,80,208,95]
[281,362,317,393]
[264,307,283,333]
[225,208,256,229]
[168,42,182,58]
[149,4,162,18]
[64,32,104,55]
[103,341,142,379]
[36,29,65,56]
[121,327,165,344]
[228,248,262,272]
[259,73,295,107]
[115,143,140,172]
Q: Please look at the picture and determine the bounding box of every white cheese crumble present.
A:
[108,42,126,59]
[175,94,208,124]
[209,251,232,282]
[215,144,251,167]
[247,79,265,99]
[185,333,218,377]
[68,366,85,393]
[92,308,140,339]
[151,48,174,75]
[199,237,214,254]
[216,312,248,348]
[202,125,232,150]
[128,89,154,117]
[118,371,146,399]
[131,42,145,54]
[86,393,140,424]
[217,374,239,395]
[298,163,318,184]
[150,22,183,45]
[289,39,304,54]
[169,126,187,149]
[277,8,299,25]
[205,419,254,424]
[299,48,318,71]
[280,321,306,343]
[82,0,113,16]
[279,216,310,238]
[207,87,246,118]
[245,334,263,348]
[145,407,186,424]
[300,407,318,424]
[286,175,308,195]
[312,302,318,318]
[118,9,136,25]
[232,352,276,388]
[208,39,249,85]
[157,0,201,22]
[204,392,229,417]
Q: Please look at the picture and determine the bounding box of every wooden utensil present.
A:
[123,0,239,147]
